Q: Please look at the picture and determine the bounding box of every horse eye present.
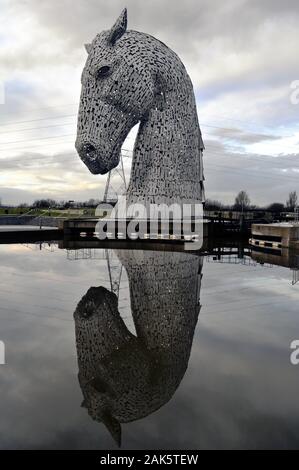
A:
[95,65,111,79]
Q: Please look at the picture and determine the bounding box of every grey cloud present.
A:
[0,184,106,205]
[5,1,299,83]
[204,139,299,205]
[205,126,283,144]
[15,0,299,47]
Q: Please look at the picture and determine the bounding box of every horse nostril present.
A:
[82,143,96,154]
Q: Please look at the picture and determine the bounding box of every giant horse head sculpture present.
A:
[76,9,205,204]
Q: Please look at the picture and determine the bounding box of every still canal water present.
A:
[0,241,299,449]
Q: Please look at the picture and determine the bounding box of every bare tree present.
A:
[234,191,250,211]
[286,191,298,211]
[33,198,57,208]
[204,199,224,210]
[268,202,285,213]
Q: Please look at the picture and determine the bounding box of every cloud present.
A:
[204,138,299,205]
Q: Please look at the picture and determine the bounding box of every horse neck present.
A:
[127,86,203,204]
[117,250,202,363]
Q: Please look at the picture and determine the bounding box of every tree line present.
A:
[0,192,298,212]
[0,198,101,209]
[205,190,298,212]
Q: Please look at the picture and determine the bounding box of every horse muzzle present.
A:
[76,141,112,175]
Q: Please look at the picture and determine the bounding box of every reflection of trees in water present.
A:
[74,250,203,446]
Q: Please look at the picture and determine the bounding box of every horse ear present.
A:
[100,410,122,447]
[107,8,127,46]
[85,44,92,54]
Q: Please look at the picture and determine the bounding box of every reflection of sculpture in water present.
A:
[74,251,203,446]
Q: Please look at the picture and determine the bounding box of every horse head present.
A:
[76,8,171,175]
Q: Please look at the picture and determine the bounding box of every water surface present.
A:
[0,242,298,449]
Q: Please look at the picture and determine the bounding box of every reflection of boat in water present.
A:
[251,246,299,285]
[74,250,202,446]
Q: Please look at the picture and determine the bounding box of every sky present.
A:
[0,0,298,206]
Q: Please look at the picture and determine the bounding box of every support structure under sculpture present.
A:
[76,8,205,206]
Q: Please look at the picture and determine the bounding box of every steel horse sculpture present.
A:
[76,8,205,206]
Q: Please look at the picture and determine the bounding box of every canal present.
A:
[0,241,298,449]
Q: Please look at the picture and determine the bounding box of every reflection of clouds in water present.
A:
[202,261,299,352]
[0,245,33,253]
[0,244,111,325]
[185,328,299,449]
[189,261,299,448]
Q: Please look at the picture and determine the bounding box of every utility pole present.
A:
[103,152,128,203]
[105,249,123,298]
